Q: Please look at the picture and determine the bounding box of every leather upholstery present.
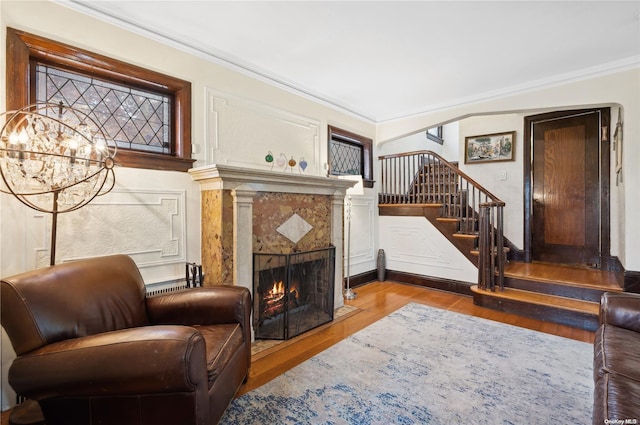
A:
[1,255,251,425]
[593,292,640,424]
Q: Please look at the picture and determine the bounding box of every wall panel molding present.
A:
[349,197,376,266]
[205,88,322,174]
[28,189,187,281]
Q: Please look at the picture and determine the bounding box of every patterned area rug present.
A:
[221,302,593,424]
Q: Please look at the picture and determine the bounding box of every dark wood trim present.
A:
[6,27,195,172]
[625,271,640,293]
[426,126,444,144]
[114,150,195,172]
[345,270,378,288]
[328,125,374,188]
[600,255,624,274]
[385,270,473,296]
[345,267,474,297]
[472,290,599,331]
[523,108,611,268]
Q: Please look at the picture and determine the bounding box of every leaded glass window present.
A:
[327,126,373,188]
[329,138,362,176]
[36,64,172,154]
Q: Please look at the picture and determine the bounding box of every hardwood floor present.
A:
[0,280,595,425]
[239,280,594,395]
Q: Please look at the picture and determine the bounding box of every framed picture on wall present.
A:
[464,131,515,164]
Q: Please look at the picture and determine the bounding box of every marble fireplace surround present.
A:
[189,164,355,310]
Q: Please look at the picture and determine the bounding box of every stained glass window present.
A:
[328,126,373,188]
[36,64,171,154]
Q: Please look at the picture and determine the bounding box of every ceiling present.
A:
[65,1,640,123]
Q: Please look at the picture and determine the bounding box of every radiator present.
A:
[145,280,189,297]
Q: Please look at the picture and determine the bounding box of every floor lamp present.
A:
[0,103,117,265]
[340,175,364,300]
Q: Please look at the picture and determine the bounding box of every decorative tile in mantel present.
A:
[277,213,313,244]
[253,192,332,254]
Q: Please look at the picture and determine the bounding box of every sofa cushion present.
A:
[594,324,640,382]
[594,372,640,424]
[1,255,148,355]
[195,323,244,387]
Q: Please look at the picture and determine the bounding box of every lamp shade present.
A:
[339,175,364,196]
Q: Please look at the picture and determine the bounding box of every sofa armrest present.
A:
[147,286,252,367]
[600,292,640,332]
[9,326,208,400]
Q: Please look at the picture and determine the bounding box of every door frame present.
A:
[523,108,614,270]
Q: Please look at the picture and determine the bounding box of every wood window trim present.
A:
[328,125,374,188]
[427,126,444,145]
[6,27,195,172]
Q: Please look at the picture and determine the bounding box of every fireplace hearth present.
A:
[253,246,335,340]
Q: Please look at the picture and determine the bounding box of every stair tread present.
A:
[471,285,599,315]
[504,261,623,292]
[452,233,477,239]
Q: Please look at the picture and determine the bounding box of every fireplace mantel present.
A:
[189,164,355,311]
[189,164,355,195]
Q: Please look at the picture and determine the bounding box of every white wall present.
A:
[377,122,459,159]
[379,216,478,283]
[458,114,525,248]
[0,0,376,410]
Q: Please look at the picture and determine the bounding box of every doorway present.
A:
[524,108,611,269]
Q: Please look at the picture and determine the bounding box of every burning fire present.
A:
[270,281,285,297]
[262,280,301,318]
[267,281,299,299]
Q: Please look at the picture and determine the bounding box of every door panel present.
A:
[532,112,600,266]
[542,125,586,246]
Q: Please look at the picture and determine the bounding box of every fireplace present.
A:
[253,246,335,340]
[189,164,357,341]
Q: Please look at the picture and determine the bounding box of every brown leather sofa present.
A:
[1,254,251,425]
[593,291,640,424]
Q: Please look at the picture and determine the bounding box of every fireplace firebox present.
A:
[253,246,335,340]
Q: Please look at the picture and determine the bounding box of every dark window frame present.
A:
[6,27,195,172]
[427,126,444,145]
[328,125,374,188]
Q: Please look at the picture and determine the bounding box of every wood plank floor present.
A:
[0,281,596,424]
[239,280,594,396]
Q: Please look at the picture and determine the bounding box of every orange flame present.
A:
[270,281,284,296]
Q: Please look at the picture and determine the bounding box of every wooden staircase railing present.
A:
[378,150,505,291]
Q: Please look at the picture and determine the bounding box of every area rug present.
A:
[220,302,593,424]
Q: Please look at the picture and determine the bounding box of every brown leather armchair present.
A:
[1,254,251,425]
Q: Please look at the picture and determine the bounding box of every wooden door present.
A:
[530,110,603,266]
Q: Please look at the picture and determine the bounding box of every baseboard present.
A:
[600,255,624,272]
[384,270,473,296]
[345,270,378,288]
[625,270,640,293]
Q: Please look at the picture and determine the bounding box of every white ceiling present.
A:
[66,1,640,123]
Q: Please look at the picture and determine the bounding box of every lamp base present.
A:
[343,288,357,300]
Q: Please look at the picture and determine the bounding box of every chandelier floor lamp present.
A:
[0,102,117,265]
[339,175,364,300]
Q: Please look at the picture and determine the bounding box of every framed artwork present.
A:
[464,131,515,164]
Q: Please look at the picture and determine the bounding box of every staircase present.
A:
[378,150,623,331]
